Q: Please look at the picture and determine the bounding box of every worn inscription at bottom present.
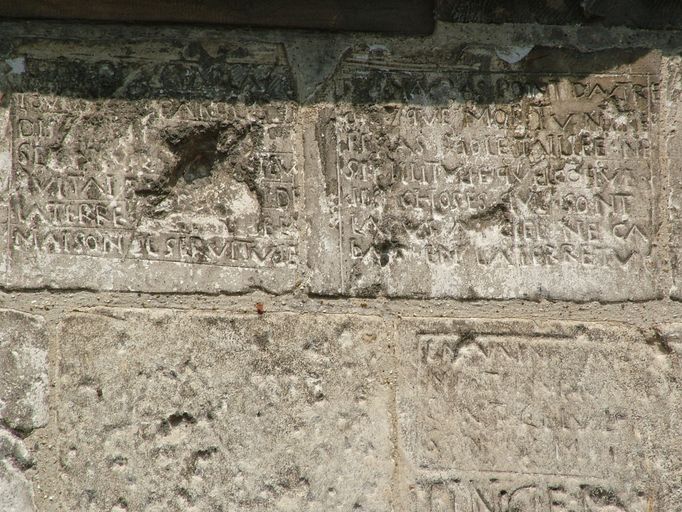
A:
[397,319,682,511]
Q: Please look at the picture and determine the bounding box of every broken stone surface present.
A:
[1,39,301,293]
[309,46,660,299]
[0,458,36,512]
[51,310,393,511]
[0,310,46,512]
[0,309,48,433]
[395,318,682,511]
[0,430,35,512]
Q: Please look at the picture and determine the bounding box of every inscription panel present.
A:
[2,41,301,292]
[396,319,682,511]
[311,48,660,300]
[8,96,300,292]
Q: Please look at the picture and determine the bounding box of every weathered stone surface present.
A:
[309,46,660,299]
[52,310,393,511]
[0,458,35,512]
[395,318,682,510]
[664,55,682,299]
[1,20,681,512]
[0,310,48,433]
[0,430,36,512]
[0,311,46,511]
[2,39,301,293]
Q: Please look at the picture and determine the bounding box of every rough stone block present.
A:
[52,310,393,511]
[395,318,682,511]
[309,46,661,300]
[0,310,48,433]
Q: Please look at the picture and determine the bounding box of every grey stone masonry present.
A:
[0,19,681,512]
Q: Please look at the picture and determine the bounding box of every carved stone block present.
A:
[396,318,682,511]
[2,40,301,293]
[309,47,661,300]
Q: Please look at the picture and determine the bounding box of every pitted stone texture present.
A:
[309,46,661,300]
[2,39,301,293]
[0,458,35,512]
[395,318,682,511]
[53,310,393,511]
[0,310,48,433]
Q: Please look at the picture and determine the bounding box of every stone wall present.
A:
[0,19,681,511]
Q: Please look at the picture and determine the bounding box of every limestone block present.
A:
[0,458,35,512]
[663,54,682,298]
[0,310,46,512]
[1,39,301,293]
[0,310,48,433]
[309,46,661,300]
[52,310,393,511]
[395,318,682,511]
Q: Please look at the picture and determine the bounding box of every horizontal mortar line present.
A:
[417,467,603,480]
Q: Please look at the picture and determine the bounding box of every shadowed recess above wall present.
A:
[0,0,435,34]
[437,0,682,29]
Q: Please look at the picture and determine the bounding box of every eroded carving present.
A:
[397,319,682,511]
[7,94,300,291]
[312,47,660,300]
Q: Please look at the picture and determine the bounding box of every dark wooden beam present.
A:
[0,0,435,34]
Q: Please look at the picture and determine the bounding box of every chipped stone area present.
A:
[2,39,301,294]
[0,459,36,512]
[50,310,393,511]
[0,310,48,433]
[7,96,301,293]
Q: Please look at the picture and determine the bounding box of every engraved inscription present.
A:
[316,48,660,299]
[7,94,300,290]
[416,333,645,476]
[397,319,680,511]
[413,478,654,512]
